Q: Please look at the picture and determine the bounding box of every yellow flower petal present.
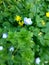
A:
[15,16,21,21]
[46,12,49,17]
[19,21,24,26]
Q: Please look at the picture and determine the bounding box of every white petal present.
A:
[24,17,32,25]
[36,57,40,64]
[0,46,3,50]
[9,46,14,52]
[28,18,31,21]
[24,17,27,21]
[2,33,8,38]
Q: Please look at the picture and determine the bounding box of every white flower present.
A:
[0,46,3,51]
[9,46,14,52]
[35,57,40,64]
[24,17,32,25]
[2,33,8,38]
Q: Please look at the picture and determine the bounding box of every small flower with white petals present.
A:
[2,33,8,38]
[24,17,32,25]
[35,57,40,64]
[9,46,14,52]
[0,46,3,51]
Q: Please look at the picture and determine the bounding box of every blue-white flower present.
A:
[2,33,8,38]
[9,46,14,52]
[35,57,40,64]
[0,46,3,51]
[24,17,32,25]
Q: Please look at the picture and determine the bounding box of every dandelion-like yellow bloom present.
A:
[15,16,21,21]
[18,21,24,26]
[41,20,45,26]
[46,12,49,17]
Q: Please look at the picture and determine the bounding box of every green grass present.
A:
[0,0,49,65]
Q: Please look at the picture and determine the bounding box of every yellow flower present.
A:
[15,16,21,21]
[38,32,42,36]
[46,12,49,17]
[41,20,45,26]
[18,21,24,26]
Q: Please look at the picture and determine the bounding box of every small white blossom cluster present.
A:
[0,46,14,52]
[9,46,14,52]
[24,17,32,25]
[0,46,3,51]
[35,57,40,64]
[2,33,8,38]
[2,33,14,52]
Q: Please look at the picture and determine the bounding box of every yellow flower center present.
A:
[15,16,21,21]
[46,12,49,17]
